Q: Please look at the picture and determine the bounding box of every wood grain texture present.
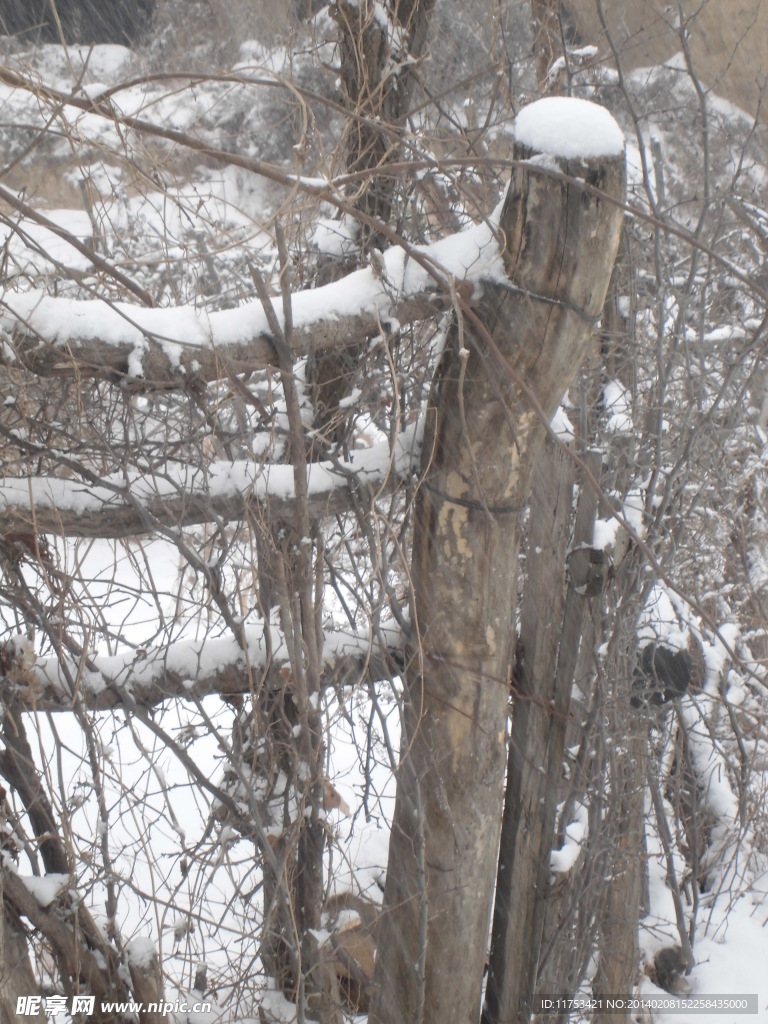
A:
[371,129,626,1024]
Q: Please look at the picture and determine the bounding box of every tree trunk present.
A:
[531,0,566,92]
[311,0,436,444]
[370,102,626,1024]
[0,827,44,1024]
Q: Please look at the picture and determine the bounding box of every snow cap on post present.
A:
[514,96,625,160]
[496,95,626,286]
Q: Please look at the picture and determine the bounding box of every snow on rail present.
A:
[0,208,505,373]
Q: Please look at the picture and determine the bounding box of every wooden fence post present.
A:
[484,448,602,1024]
[371,99,626,1024]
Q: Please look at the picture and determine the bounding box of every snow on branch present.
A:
[3,623,398,712]
[0,215,505,387]
[0,423,423,537]
[1,866,124,999]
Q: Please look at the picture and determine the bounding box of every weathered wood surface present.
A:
[370,114,626,1024]
[483,449,602,1024]
[593,723,648,1024]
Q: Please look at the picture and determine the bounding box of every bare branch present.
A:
[0,184,155,308]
